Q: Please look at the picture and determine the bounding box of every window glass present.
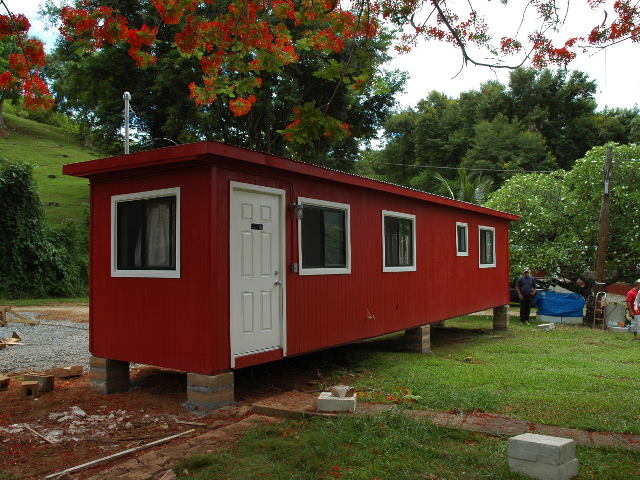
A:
[301,205,346,269]
[480,228,494,265]
[116,196,176,270]
[457,224,468,254]
[384,216,414,267]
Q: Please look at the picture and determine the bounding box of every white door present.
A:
[230,184,283,360]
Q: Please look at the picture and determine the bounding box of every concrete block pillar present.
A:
[89,356,130,394]
[187,371,234,412]
[405,324,432,354]
[493,305,510,331]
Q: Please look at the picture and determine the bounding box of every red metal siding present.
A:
[89,165,220,374]
[77,146,513,375]
[215,162,510,364]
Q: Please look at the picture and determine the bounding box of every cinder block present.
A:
[23,374,54,393]
[508,457,578,480]
[89,357,130,394]
[537,323,556,331]
[186,371,234,412]
[45,366,83,378]
[493,305,510,330]
[316,392,357,412]
[0,375,9,391]
[187,372,234,390]
[405,325,432,354]
[509,433,576,465]
[20,381,39,399]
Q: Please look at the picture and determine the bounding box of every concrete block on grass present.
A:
[316,392,357,412]
[536,323,556,331]
[509,433,576,465]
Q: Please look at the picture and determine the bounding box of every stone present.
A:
[23,374,54,393]
[508,457,579,480]
[20,381,39,399]
[316,391,357,412]
[537,323,556,331]
[509,433,576,465]
[330,385,354,398]
[45,366,84,378]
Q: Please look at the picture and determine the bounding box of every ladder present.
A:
[590,291,607,330]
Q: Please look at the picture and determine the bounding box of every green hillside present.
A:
[0,106,106,224]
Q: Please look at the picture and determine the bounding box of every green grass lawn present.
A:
[0,105,103,223]
[176,413,640,480]
[319,316,640,435]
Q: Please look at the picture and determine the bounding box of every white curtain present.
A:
[146,202,171,266]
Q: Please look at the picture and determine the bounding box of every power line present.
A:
[370,161,559,174]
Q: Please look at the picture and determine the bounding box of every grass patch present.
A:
[316,316,640,434]
[0,104,104,224]
[175,414,640,479]
[0,297,88,306]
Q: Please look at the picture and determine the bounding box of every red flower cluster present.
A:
[229,95,257,116]
[0,14,52,112]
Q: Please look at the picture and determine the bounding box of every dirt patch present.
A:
[0,368,251,479]
[13,304,89,323]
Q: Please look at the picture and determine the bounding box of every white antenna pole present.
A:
[123,91,131,154]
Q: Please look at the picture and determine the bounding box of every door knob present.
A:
[274,280,282,286]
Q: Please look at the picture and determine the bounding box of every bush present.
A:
[0,158,87,298]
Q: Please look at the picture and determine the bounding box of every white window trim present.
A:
[456,222,469,257]
[111,187,181,278]
[297,197,351,276]
[478,225,496,269]
[382,210,417,273]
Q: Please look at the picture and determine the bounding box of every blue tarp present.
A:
[533,290,585,317]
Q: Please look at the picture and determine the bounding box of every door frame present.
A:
[229,181,287,368]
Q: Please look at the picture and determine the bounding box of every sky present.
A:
[4,0,639,111]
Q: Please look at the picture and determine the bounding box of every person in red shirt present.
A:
[626,280,640,339]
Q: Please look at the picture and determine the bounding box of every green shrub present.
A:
[0,158,87,298]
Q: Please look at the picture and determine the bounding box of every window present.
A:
[298,197,350,275]
[111,188,180,278]
[479,226,496,268]
[456,222,468,256]
[382,210,416,272]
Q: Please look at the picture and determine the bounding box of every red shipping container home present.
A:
[64,141,518,410]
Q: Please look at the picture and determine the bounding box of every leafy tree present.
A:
[485,144,640,295]
[0,158,87,298]
[461,113,557,183]
[45,1,404,167]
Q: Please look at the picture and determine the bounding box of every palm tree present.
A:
[434,168,493,204]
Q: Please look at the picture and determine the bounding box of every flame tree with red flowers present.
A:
[4,0,640,144]
[0,3,53,134]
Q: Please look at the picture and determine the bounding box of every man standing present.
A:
[626,280,640,339]
[516,268,537,324]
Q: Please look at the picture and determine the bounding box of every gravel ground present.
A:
[0,312,89,374]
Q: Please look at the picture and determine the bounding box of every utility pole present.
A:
[123,91,131,154]
[594,146,613,293]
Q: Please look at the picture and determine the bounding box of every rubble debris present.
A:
[44,429,195,479]
[23,373,55,393]
[7,310,39,325]
[25,425,54,444]
[0,331,24,347]
[20,380,40,399]
[70,406,87,418]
